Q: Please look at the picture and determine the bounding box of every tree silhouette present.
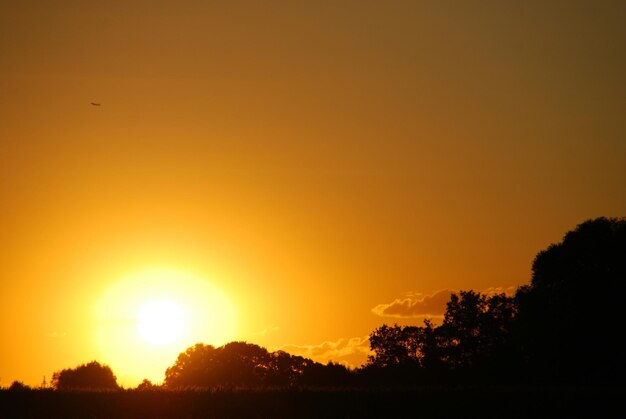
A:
[135,379,157,391]
[439,291,517,377]
[515,217,626,384]
[164,343,221,388]
[8,381,31,391]
[365,217,626,386]
[299,361,353,387]
[51,361,119,390]
[165,341,353,388]
[167,342,303,388]
[368,324,422,368]
[366,320,449,385]
[367,292,516,384]
[265,350,315,386]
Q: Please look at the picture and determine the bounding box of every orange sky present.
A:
[1,1,625,387]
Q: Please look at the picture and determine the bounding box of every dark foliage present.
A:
[8,381,31,391]
[367,217,626,387]
[51,361,119,390]
[164,341,352,389]
[135,379,158,391]
[366,291,517,385]
[439,291,518,379]
[515,217,626,385]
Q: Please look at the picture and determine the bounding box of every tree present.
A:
[266,350,314,386]
[367,292,516,384]
[367,324,422,368]
[516,217,626,384]
[164,343,220,388]
[299,361,353,387]
[51,361,119,390]
[8,381,31,391]
[366,321,448,385]
[135,379,158,391]
[165,341,317,388]
[438,291,517,380]
[365,217,626,386]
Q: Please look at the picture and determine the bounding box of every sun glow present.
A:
[137,299,186,345]
[94,268,237,385]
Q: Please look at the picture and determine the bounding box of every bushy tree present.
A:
[135,379,158,391]
[8,381,31,391]
[367,217,626,386]
[439,291,517,375]
[51,361,119,390]
[265,350,315,386]
[516,217,626,384]
[368,324,421,368]
[367,292,516,384]
[165,341,325,388]
[300,361,353,387]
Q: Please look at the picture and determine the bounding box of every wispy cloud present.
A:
[372,289,454,318]
[278,336,372,368]
[372,286,518,319]
[481,286,517,297]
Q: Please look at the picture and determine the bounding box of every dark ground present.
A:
[1,387,625,418]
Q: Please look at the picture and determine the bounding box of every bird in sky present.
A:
[90,102,101,106]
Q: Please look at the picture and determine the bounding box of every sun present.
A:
[137,299,186,345]
[93,268,237,385]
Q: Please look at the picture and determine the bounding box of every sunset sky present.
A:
[1,1,625,387]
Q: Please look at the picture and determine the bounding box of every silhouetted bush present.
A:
[51,361,119,390]
[135,379,158,391]
[8,381,31,391]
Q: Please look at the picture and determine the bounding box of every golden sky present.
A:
[1,1,625,386]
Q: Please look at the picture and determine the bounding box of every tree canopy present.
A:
[51,361,119,390]
[515,216,626,384]
[367,217,626,386]
[367,291,517,384]
[164,341,352,388]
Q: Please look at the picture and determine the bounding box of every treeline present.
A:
[8,217,625,391]
[365,217,626,386]
[365,291,517,386]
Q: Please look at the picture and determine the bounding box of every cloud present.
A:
[277,336,372,368]
[371,289,454,318]
[481,286,517,297]
[372,286,519,318]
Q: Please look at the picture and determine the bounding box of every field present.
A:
[2,387,625,418]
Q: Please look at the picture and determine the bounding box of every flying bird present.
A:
[90,102,101,106]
